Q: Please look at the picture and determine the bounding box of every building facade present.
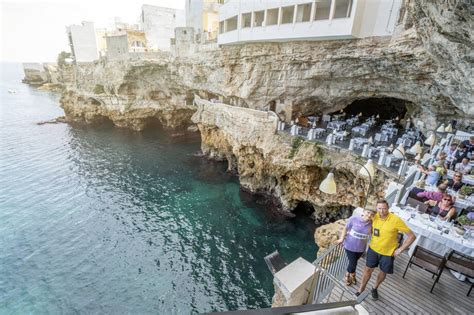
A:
[95,28,108,57]
[185,0,224,42]
[171,27,196,56]
[106,34,129,60]
[140,4,185,51]
[66,21,99,62]
[106,30,147,60]
[218,0,402,45]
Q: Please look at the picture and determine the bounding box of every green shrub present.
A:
[288,136,305,159]
[313,144,324,164]
[57,51,71,68]
[459,185,473,196]
[93,84,105,94]
[456,215,473,226]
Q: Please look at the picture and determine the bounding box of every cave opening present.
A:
[90,115,114,128]
[331,97,411,120]
[142,117,165,131]
[267,100,276,112]
[293,201,315,219]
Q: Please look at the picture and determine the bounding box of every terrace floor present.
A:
[328,252,473,314]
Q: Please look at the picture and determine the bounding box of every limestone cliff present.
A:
[314,219,348,252]
[53,0,472,218]
[192,98,393,221]
[58,0,473,130]
[59,58,198,130]
[23,63,72,92]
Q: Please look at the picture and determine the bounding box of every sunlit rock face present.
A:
[59,60,197,130]
[208,0,473,129]
[314,219,348,252]
[59,1,472,131]
[192,98,391,221]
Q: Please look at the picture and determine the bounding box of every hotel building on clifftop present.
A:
[217,0,402,45]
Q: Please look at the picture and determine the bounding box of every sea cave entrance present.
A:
[293,201,315,218]
[331,97,411,120]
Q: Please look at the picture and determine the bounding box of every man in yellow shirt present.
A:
[357,199,416,300]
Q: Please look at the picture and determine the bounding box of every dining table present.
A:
[327,121,347,131]
[352,126,369,137]
[390,205,474,257]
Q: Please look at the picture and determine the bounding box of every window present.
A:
[266,8,279,25]
[314,0,331,20]
[334,0,352,18]
[296,3,312,22]
[281,6,295,24]
[242,13,251,28]
[183,30,187,35]
[254,10,264,27]
[219,21,224,34]
[226,16,238,32]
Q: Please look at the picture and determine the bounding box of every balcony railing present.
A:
[311,243,369,304]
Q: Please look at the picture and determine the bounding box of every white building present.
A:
[218,0,403,45]
[106,30,148,61]
[106,34,129,61]
[66,21,99,62]
[185,0,223,42]
[139,4,185,51]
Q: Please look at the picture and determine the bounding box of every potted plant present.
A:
[458,186,473,199]
[456,213,474,226]
[454,213,474,236]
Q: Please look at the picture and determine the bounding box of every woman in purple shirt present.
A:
[336,209,375,286]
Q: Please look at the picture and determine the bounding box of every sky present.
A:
[1,0,185,62]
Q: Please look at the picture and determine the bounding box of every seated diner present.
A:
[444,171,464,191]
[419,165,442,186]
[412,183,447,203]
[455,158,472,174]
[427,193,456,221]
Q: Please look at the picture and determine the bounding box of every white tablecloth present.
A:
[327,121,346,131]
[353,207,474,257]
[390,206,473,257]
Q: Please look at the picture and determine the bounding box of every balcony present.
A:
[218,0,355,45]
[218,0,402,45]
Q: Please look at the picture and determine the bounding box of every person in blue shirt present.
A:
[419,165,441,186]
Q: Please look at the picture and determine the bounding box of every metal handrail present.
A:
[311,243,354,304]
[207,300,358,315]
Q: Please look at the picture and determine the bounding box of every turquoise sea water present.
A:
[0,63,317,314]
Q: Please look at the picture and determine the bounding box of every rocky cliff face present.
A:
[23,63,73,92]
[59,0,473,131]
[192,98,393,222]
[59,58,198,130]
[55,0,471,217]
